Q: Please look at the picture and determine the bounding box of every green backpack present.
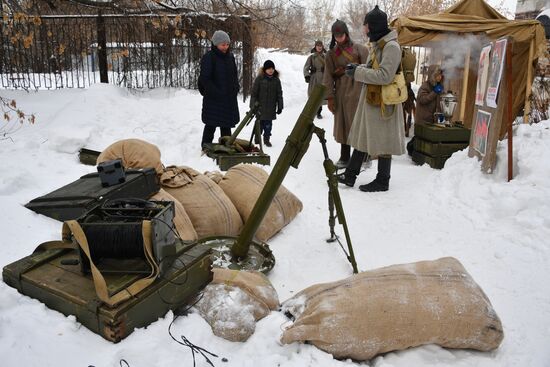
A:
[378,40,417,83]
[401,47,417,83]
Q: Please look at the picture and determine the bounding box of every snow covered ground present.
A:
[1,49,549,367]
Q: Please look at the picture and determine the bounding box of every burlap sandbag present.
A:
[195,269,279,342]
[97,138,164,175]
[218,164,303,242]
[149,189,198,241]
[203,170,224,184]
[281,257,503,360]
[160,166,242,239]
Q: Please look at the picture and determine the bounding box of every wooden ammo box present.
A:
[25,168,159,221]
[412,122,470,169]
[2,241,212,342]
[203,143,270,171]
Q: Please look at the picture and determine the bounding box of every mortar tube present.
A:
[231,85,326,258]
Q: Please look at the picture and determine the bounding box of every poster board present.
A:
[468,37,511,174]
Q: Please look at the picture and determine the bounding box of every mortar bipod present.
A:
[314,126,358,274]
[223,102,264,153]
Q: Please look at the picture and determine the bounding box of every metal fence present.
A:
[0,13,254,96]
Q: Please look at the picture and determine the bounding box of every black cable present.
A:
[168,311,219,367]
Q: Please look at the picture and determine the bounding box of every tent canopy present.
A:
[391,0,546,129]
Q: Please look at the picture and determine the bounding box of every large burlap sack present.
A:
[281,257,504,360]
[160,166,242,239]
[149,189,198,241]
[97,138,164,175]
[195,269,279,342]
[218,164,303,242]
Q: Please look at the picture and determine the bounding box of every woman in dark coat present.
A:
[198,30,240,148]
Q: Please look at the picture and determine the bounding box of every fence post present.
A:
[241,16,253,102]
[97,12,108,83]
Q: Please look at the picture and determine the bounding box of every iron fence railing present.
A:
[0,13,254,97]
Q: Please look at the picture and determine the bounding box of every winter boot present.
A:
[359,156,391,192]
[336,144,351,168]
[337,149,366,187]
[263,136,272,147]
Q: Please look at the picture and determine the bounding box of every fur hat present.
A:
[331,20,349,36]
[211,30,230,46]
[263,60,275,70]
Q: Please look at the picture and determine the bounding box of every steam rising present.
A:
[425,33,491,80]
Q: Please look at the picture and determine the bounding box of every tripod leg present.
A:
[327,191,337,243]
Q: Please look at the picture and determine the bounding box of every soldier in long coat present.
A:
[303,40,327,119]
[337,6,405,192]
[323,20,368,167]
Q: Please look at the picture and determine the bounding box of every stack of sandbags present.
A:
[195,268,279,342]
[281,257,504,360]
[149,189,197,241]
[160,166,242,239]
[218,164,303,242]
[97,138,164,175]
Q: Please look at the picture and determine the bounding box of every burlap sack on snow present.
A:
[160,166,242,239]
[97,139,164,175]
[281,257,503,361]
[149,189,198,241]
[218,164,303,242]
[195,268,279,342]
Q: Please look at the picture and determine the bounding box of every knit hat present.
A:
[331,19,349,36]
[211,30,230,46]
[315,40,323,47]
[263,60,275,70]
[363,6,390,42]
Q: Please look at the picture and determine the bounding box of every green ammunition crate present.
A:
[25,168,159,221]
[2,241,212,343]
[413,137,469,157]
[215,153,271,171]
[414,122,471,143]
[78,148,101,166]
[411,150,450,169]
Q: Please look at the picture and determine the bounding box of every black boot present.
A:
[359,156,391,192]
[336,144,351,168]
[263,136,272,147]
[337,149,366,187]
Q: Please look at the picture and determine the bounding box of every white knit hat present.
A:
[211,30,230,46]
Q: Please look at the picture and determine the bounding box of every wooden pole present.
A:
[459,46,471,122]
[523,37,535,123]
[507,40,513,182]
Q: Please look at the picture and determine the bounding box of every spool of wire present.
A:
[83,224,145,262]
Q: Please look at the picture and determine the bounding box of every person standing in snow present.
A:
[415,65,444,124]
[249,60,284,147]
[303,40,327,119]
[323,19,368,169]
[337,6,405,192]
[198,30,240,149]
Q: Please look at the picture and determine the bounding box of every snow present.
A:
[1,48,550,366]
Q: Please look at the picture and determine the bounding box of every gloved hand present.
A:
[345,63,358,78]
[305,75,311,83]
[433,83,443,94]
[327,96,335,114]
[277,107,283,115]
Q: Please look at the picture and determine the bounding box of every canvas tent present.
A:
[392,0,546,134]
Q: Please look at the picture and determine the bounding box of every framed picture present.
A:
[472,110,492,156]
[485,39,507,108]
[475,45,491,106]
